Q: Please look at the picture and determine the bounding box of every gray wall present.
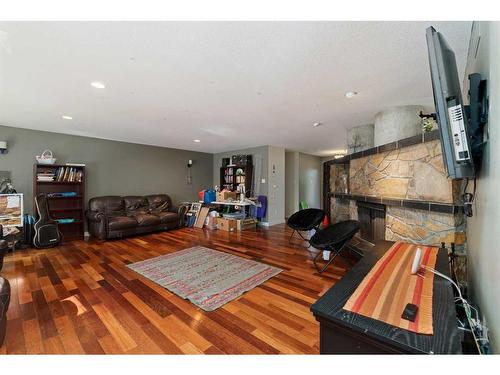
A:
[212,145,269,197]
[267,146,285,226]
[0,125,213,214]
[213,145,286,225]
[463,21,500,353]
[298,153,322,209]
[285,151,299,218]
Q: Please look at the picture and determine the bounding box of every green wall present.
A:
[0,125,213,214]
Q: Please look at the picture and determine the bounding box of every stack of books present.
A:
[37,171,56,182]
[54,167,83,182]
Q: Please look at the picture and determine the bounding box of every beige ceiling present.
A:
[0,21,471,155]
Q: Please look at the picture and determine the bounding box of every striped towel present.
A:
[344,242,438,335]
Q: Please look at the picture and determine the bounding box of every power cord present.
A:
[462,177,477,217]
[422,265,487,354]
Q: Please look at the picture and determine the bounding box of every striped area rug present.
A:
[128,246,282,311]
[343,242,438,334]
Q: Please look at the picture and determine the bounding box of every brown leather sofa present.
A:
[0,226,7,272]
[86,194,186,241]
[0,277,9,347]
[0,225,10,347]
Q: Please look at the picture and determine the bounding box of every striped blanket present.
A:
[343,242,438,335]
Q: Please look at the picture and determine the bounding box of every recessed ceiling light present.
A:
[312,122,322,127]
[193,139,201,143]
[345,91,358,98]
[91,81,106,89]
[62,115,73,120]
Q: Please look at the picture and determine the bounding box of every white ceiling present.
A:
[0,21,471,155]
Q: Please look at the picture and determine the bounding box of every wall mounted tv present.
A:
[426,26,488,179]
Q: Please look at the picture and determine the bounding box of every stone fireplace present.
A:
[325,129,465,252]
[323,106,467,282]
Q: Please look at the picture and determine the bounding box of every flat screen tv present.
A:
[426,26,475,179]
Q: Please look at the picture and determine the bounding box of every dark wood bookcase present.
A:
[33,164,85,242]
[219,164,253,197]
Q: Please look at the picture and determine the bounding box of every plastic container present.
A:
[203,189,216,204]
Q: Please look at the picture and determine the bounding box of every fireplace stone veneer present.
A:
[326,130,465,251]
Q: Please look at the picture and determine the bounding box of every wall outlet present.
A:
[261,178,266,183]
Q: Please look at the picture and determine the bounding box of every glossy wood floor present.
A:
[0,224,357,354]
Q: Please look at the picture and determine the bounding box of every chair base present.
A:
[289,226,320,247]
[313,241,363,274]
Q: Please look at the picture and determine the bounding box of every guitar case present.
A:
[33,193,62,248]
[22,214,35,246]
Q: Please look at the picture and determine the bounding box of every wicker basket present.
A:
[36,149,57,165]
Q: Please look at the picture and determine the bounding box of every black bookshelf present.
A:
[219,164,253,197]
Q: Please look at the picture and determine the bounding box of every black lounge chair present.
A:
[286,208,325,246]
[310,220,361,273]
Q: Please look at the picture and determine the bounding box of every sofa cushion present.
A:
[157,211,179,224]
[133,213,161,227]
[124,196,149,214]
[146,194,172,213]
[89,196,125,214]
[107,216,138,231]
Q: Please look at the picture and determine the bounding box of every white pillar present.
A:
[374,106,425,147]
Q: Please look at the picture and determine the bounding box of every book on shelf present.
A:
[45,166,84,182]
[65,163,86,167]
[37,170,56,181]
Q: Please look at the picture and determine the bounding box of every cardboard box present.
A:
[217,217,237,232]
[217,191,237,202]
[236,218,256,231]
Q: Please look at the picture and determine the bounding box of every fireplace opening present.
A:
[357,201,386,242]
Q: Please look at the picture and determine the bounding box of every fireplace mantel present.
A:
[329,192,463,214]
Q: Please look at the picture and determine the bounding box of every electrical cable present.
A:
[463,177,477,217]
[422,265,484,354]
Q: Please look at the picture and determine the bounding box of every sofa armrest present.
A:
[169,205,189,227]
[0,277,10,315]
[85,210,106,222]
[0,240,7,272]
[85,210,108,240]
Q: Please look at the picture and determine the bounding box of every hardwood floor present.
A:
[0,224,357,354]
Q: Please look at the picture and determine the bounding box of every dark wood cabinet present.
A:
[311,241,462,354]
[33,164,85,242]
